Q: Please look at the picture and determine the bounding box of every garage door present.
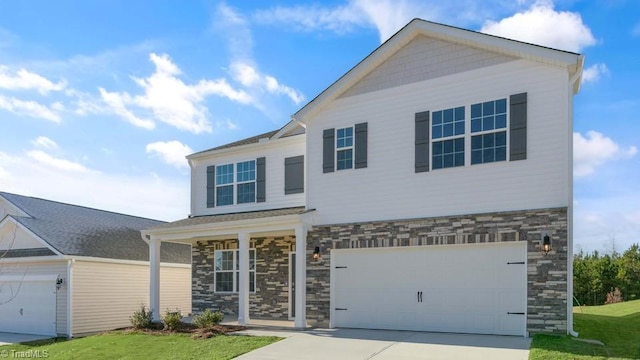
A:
[0,275,57,336]
[332,242,526,336]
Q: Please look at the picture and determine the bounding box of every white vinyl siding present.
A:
[71,261,191,335]
[191,135,305,216]
[307,59,570,225]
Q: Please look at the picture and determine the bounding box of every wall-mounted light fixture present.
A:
[56,278,64,290]
[542,234,551,255]
[312,246,321,260]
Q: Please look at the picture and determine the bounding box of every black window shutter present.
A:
[256,157,266,202]
[354,122,368,169]
[284,155,304,194]
[510,93,528,161]
[323,128,335,173]
[415,111,430,173]
[206,165,215,208]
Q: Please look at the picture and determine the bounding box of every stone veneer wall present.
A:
[306,207,568,334]
[192,235,294,319]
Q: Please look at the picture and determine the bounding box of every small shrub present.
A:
[605,287,623,304]
[130,305,154,329]
[193,309,224,328]
[163,310,184,331]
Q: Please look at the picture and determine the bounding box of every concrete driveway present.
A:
[236,328,531,360]
[0,333,52,346]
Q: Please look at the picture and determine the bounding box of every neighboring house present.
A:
[0,192,191,337]
[143,19,583,337]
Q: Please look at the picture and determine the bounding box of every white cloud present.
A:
[26,150,95,174]
[100,53,252,134]
[216,4,305,106]
[230,62,304,105]
[99,87,155,129]
[31,136,58,150]
[253,3,368,35]
[480,1,596,52]
[0,94,61,122]
[0,65,66,94]
[582,63,609,84]
[223,119,239,130]
[574,131,637,177]
[253,0,536,43]
[145,140,193,169]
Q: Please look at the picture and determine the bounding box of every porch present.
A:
[141,207,311,329]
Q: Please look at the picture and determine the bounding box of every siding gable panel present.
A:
[340,35,517,99]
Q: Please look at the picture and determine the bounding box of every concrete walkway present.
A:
[235,328,531,360]
[0,333,52,346]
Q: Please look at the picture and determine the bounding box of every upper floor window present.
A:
[336,127,353,170]
[215,160,256,206]
[432,106,465,169]
[471,99,507,165]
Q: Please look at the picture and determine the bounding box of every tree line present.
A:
[573,244,640,306]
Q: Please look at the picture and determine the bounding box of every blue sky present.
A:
[0,0,638,253]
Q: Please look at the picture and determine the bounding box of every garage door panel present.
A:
[0,280,56,336]
[333,243,526,336]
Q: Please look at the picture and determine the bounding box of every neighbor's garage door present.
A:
[0,275,57,336]
[332,242,526,336]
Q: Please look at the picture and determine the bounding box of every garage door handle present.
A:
[507,261,525,265]
[335,308,348,311]
[507,312,525,315]
[417,291,423,303]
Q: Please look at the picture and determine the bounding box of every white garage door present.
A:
[0,275,57,336]
[332,242,526,336]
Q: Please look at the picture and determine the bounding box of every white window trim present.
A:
[215,160,257,206]
[430,98,511,170]
[213,249,256,294]
[468,98,510,166]
[335,126,354,171]
[431,107,465,171]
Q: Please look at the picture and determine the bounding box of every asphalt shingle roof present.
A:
[0,192,190,264]
[190,129,279,156]
[150,207,308,230]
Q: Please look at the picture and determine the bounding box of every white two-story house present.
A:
[143,19,584,337]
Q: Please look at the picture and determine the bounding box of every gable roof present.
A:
[189,130,280,158]
[287,18,584,129]
[0,192,190,264]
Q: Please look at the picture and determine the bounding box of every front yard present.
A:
[530,300,640,359]
[0,331,281,360]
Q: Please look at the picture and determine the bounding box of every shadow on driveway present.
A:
[236,328,531,360]
[0,333,53,346]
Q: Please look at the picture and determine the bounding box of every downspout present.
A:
[66,259,74,338]
[567,55,584,338]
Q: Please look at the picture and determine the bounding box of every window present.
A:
[214,249,256,293]
[216,164,234,206]
[432,106,465,169]
[215,160,256,206]
[236,160,256,204]
[336,127,353,170]
[471,99,507,165]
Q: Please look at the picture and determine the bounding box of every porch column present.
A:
[149,236,161,321]
[294,225,307,328]
[237,232,250,325]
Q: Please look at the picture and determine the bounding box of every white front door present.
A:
[0,278,57,336]
[332,242,526,336]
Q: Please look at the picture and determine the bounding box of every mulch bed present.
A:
[123,323,248,339]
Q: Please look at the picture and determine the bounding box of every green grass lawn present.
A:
[530,300,640,360]
[0,331,281,360]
